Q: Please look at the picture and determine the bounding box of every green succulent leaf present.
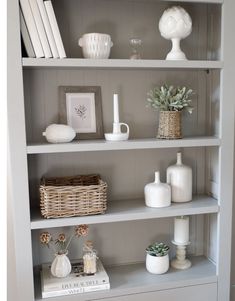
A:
[146,242,170,257]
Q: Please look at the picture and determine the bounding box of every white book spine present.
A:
[44,0,66,59]
[28,0,52,58]
[19,0,44,58]
[42,283,110,298]
[20,9,36,57]
[36,0,59,58]
[43,277,109,291]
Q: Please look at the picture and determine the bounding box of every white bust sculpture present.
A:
[159,6,192,60]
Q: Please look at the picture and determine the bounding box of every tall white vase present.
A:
[144,171,171,208]
[167,152,192,203]
[51,252,72,278]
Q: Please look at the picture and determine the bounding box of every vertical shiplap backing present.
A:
[29,146,207,266]
[51,0,220,60]
[23,68,215,143]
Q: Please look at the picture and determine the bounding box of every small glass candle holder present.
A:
[83,241,97,275]
[129,38,142,59]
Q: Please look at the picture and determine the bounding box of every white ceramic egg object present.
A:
[159,6,192,60]
[144,171,171,208]
[42,124,76,143]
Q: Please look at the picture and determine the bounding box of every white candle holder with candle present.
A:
[105,94,130,141]
[171,216,191,270]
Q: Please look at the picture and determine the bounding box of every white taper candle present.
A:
[174,216,189,244]
[113,94,119,123]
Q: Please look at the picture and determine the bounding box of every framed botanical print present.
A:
[59,86,104,139]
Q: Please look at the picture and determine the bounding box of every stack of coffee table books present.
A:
[40,258,110,298]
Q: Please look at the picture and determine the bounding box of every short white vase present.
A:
[146,253,169,274]
[167,152,192,203]
[51,252,72,278]
[144,171,171,208]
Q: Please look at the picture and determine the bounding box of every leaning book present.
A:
[41,258,110,298]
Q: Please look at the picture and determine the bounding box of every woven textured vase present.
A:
[157,111,182,139]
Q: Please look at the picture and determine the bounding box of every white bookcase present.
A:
[8,0,235,301]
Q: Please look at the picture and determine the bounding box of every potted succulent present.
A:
[145,242,170,274]
[147,84,193,139]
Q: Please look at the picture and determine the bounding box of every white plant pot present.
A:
[146,253,169,274]
[144,171,171,208]
[167,152,192,203]
[51,252,72,278]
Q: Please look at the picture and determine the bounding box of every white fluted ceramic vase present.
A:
[146,253,169,274]
[167,152,192,203]
[51,252,72,278]
[144,171,171,208]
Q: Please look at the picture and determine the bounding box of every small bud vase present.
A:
[51,251,72,278]
[167,152,192,203]
[144,171,171,208]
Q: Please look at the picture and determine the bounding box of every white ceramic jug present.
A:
[144,171,171,208]
[167,152,192,203]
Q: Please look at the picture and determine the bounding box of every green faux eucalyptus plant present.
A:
[146,242,170,257]
[147,84,194,114]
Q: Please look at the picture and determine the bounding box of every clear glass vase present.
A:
[129,38,142,59]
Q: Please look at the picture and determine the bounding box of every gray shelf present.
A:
[164,0,222,2]
[35,256,217,301]
[27,137,221,154]
[31,196,218,230]
[22,58,223,70]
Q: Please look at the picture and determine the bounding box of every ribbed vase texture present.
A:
[51,252,72,278]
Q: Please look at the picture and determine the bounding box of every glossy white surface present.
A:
[167,152,192,203]
[144,171,171,208]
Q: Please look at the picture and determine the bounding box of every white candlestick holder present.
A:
[105,94,129,141]
[171,240,191,270]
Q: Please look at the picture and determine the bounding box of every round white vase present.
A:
[51,252,72,278]
[146,253,169,274]
[144,171,171,208]
[167,152,192,203]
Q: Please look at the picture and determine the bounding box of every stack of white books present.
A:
[20,0,66,58]
[41,258,110,298]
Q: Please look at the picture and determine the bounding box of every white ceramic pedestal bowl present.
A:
[78,33,113,59]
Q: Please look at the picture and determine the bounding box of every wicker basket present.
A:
[157,111,182,139]
[39,174,107,219]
